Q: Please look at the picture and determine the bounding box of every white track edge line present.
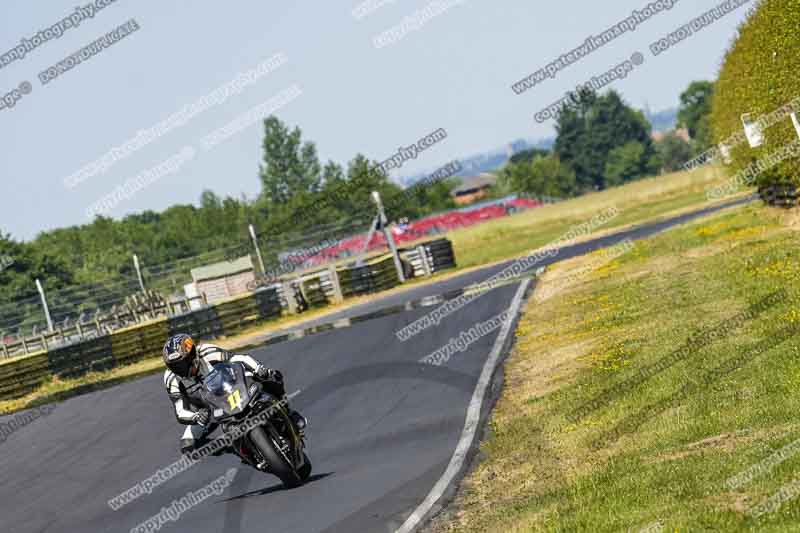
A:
[395,278,531,533]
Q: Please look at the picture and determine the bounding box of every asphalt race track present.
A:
[0,197,752,533]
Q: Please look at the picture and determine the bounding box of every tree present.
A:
[499,155,578,198]
[553,88,598,191]
[409,176,457,213]
[509,147,550,165]
[554,89,658,190]
[344,155,404,216]
[677,81,714,140]
[258,117,322,205]
[200,190,222,211]
[692,114,714,155]
[605,142,647,186]
[655,132,693,173]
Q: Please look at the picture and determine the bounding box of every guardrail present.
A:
[0,239,456,400]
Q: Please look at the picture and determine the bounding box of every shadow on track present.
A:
[222,472,334,502]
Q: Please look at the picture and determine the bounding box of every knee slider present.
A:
[180,438,195,454]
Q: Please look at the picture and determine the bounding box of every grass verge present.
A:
[429,202,800,532]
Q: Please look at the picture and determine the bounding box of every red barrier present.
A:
[304,196,544,265]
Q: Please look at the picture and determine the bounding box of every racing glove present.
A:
[256,365,283,384]
[192,408,211,427]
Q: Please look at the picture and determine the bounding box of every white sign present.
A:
[791,112,800,141]
[742,113,764,148]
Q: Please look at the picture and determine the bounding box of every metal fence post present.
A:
[35,279,54,333]
[133,254,146,292]
[371,191,405,283]
[249,224,267,276]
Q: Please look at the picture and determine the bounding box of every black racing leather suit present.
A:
[163,343,289,453]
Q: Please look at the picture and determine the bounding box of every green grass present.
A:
[432,202,800,532]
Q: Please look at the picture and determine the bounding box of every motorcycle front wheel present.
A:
[248,426,302,488]
[298,451,312,481]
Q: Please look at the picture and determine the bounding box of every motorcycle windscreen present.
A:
[201,362,251,417]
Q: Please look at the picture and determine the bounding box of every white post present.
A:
[133,254,146,292]
[249,224,267,276]
[417,244,432,276]
[282,281,298,314]
[327,265,344,303]
[35,279,54,333]
[371,191,405,283]
[741,113,764,148]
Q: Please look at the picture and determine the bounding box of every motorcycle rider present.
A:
[162,333,307,455]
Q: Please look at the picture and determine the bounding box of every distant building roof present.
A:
[651,127,691,143]
[674,127,691,142]
[191,255,254,282]
[451,173,497,196]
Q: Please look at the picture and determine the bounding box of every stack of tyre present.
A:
[422,238,456,273]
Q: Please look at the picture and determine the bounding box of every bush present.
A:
[711,0,800,190]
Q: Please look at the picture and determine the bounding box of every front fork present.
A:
[246,422,304,472]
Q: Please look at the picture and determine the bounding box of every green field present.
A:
[431,201,800,532]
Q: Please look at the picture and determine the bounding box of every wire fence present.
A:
[0,194,546,346]
[0,214,376,344]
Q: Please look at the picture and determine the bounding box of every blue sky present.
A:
[0,0,752,241]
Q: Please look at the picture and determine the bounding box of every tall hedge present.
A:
[711,0,800,189]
